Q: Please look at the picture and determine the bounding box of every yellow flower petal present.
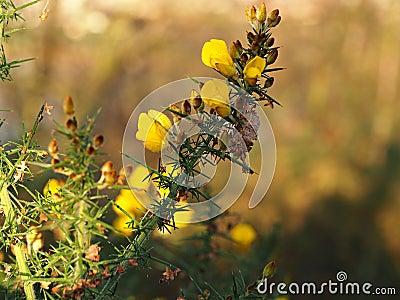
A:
[113,166,149,216]
[215,63,236,78]
[113,214,134,236]
[148,109,172,130]
[43,178,63,196]
[128,165,150,190]
[201,39,234,69]
[136,110,172,152]
[243,56,266,79]
[200,79,230,108]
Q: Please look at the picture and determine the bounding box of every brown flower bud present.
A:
[101,161,113,174]
[266,49,278,64]
[240,53,249,65]
[66,117,77,131]
[266,37,275,47]
[269,15,281,27]
[51,158,60,165]
[63,96,74,115]
[169,104,182,123]
[251,41,260,52]
[93,135,104,148]
[247,32,255,42]
[87,144,96,156]
[229,40,243,60]
[267,9,281,27]
[48,139,58,157]
[268,9,279,21]
[264,77,274,88]
[190,89,203,110]
[182,99,191,115]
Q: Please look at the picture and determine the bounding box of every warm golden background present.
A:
[1,0,400,299]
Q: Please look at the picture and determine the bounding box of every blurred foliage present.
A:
[1,0,400,299]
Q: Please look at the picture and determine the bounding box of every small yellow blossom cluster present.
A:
[201,2,282,107]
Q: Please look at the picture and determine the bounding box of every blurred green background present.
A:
[1,0,400,299]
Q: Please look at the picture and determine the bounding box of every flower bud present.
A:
[105,170,117,185]
[86,144,96,156]
[267,9,281,27]
[247,32,255,43]
[101,161,113,174]
[93,135,104,148]
[262,261,276,279]
[266,49,278,65]
[245,6,256,22]
[190,89,203,110]
[63,96,74,115]
[169,104,182,123]
[266,37,275,47]
[256,3,267,23]
[182,99,191,115]
[264,77,274,88]
[240,53,249,65]
[66,117,77,131]
[229,40,243,60]
[48,139,58,157]
[267,9,279,22]
[251,41,260,52]
[269,15,281,27]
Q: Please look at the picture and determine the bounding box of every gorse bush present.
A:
[0,2,284,299]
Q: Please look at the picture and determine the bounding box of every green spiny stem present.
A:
[1,185,36,300]
[95,213,159,299]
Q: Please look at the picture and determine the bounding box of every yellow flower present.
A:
[136,110,172,152]
[243,56,266,86]
[230,223,257,250]
[113,166,148,217]
[200,79,231,118]
[43,178,63,196]
[113,214,135,236]
[43,178,65,214]
[113,166,151,236]
[26,228,44,255]
[201,39,236,77]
